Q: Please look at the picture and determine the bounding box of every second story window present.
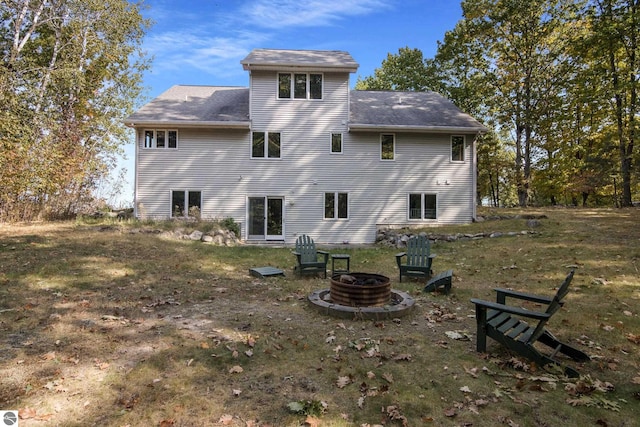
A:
[452,135,465,162]
[331,133,343,154]
[278,73,323,100]
[252,131,281,158]
[144,130,177,149]
[381,133,395,160]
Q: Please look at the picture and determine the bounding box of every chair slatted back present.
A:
[406,235,432,267]
[527,269,575,344]
[296,235,317,263]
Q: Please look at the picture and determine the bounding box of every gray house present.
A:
[125,48,486,244]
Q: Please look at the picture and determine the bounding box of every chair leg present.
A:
[538,331,590,362]
[475,307,487,352]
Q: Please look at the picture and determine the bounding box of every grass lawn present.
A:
[0,207,639,426]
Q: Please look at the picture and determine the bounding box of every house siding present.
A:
[132,50,482,244]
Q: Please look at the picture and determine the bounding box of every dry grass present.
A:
[0,208,639,426]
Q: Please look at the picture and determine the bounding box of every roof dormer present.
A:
[240,48,359,73]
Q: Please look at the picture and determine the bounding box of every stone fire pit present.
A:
[307,272,415,320]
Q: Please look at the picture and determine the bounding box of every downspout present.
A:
[472,133,478,221]
[134,128,139,218]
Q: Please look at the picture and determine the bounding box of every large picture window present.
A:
[144,130,178,149]
[451,135,465,162]
[409,193,437,220]
[172,190,201,218]
[252,131,281,158]
[324,192,348,219]
[381,134,395,160]
[278,72,323,99]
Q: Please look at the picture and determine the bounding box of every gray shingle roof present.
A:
[125,86,250,128]
[125,86,486,133]
[349,91,487,133]
[241,48,359,72]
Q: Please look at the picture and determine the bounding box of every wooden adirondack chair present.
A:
[395,235,436,282]
[470,270,590,377]
[292,235,329,278]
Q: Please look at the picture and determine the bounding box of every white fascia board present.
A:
[242,64,358,73]
[348,124,488,134]
[125,120,250,129]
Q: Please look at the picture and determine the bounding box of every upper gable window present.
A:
[252,131,281,159]
[144,129,177,149]
[331,133,343,154]
[451,135,465,162]
[278,72,323,100]
[380,133,395,160]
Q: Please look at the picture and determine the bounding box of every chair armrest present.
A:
[317,250,329,255]
[317,250,329,262]
[429,253,437,259]
[470,298,551,321]
[291,251,300,256]
[395,252,406,258]
[493,288,554,305]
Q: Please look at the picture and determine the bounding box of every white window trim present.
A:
[407,193,438,221]
[324,191,349,220]
[143,129,178,149]
[380,133,395,161]
[251,130,282,159]
[277,72,323,100]
[330,132,343,154]
[451,135,465,162]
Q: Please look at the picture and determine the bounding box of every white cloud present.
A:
[242,0,392,28]
[144,30,266,77]
[142,0,393,78]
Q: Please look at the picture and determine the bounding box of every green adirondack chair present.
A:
[395,235,436,282]
[470,269,590,377]
[292,235,329,278]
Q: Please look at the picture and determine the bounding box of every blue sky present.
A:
[111,0,464,206]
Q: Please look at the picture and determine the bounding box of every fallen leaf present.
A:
[200,342,210,349]
[464,367,479,378]
[445,330,470,341]
[460,386,472,393]
[244,349,253,357]
[41,351,56,361]
[159,419,175,427]
[626,333,640,344]
[382,373,394,383]
[219,414,234,425]
[357,396,365,409]
[336,376,351,388]
[392,353,412,361]
[229,365,244,374]
[19,407,37,419]
[232,389,242,396]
